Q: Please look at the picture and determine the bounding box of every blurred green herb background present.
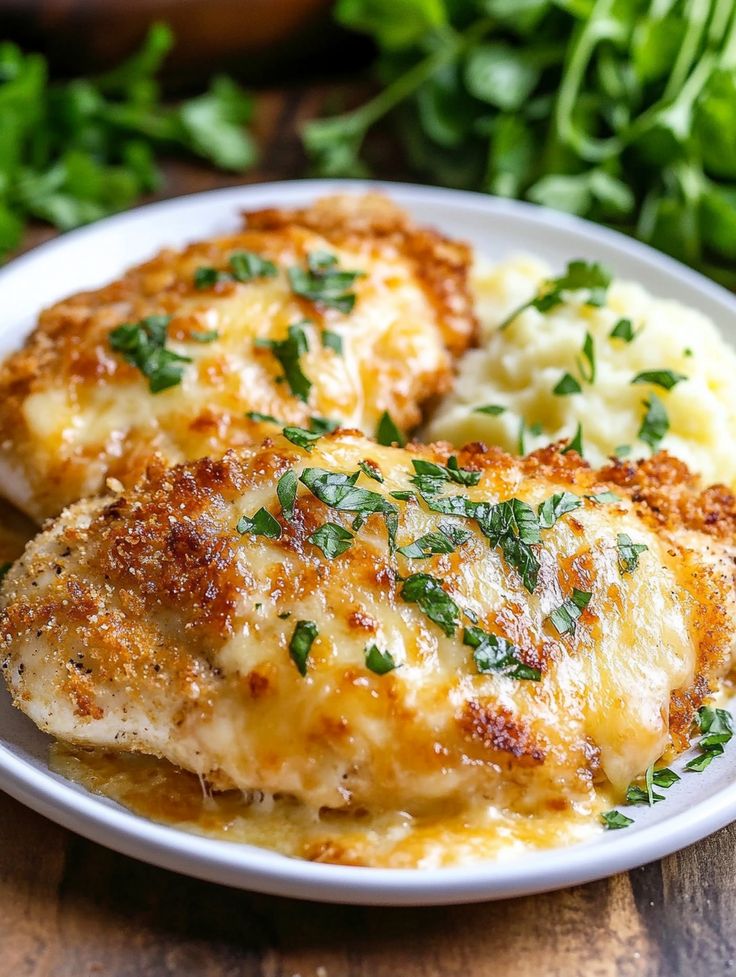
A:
[3,2,736,286]
[305,0,736,286]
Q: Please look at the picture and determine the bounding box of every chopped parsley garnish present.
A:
[109,314,192,393]
[288,251,363,313]
[364,644,397,675]
[553,372,582,396]
[631,369,687,391]
[614,444,631,457]
[255,322,312,402]
[586,491,620,504]
[548,588,591,635]
[308,522,354,558]
[400,573,460,637]
[473,404,506,416]
[358,460,383,483]
[236,507,282,539]
[299,467,398,547]
[411,457,480,487]
[610,318,637,342]
[397,523,472,560]
[561,422,584,456]
[282,426,322,451]
[537,491,581,529]
[246,411,280,424]
[601,810,634,830]
[277,469,298,521]
[194,251,277,288]
[626,765,679,805]
[616,532,648,574]
[685,706,734,772]
[308,415,340,434]
[376,411,406,447]
[517,418,543,455]
[479,498,541,593]
[463,626,540,680]
[390,490,417,502]
[189,329,219,343]
[289,620,318,676]
[321,330,343,354]
[499,261,611,330]
[577,331,596,383]
[638,393,669,451]
[229,251,277,282]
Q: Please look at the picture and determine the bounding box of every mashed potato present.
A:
[425,255,736,487]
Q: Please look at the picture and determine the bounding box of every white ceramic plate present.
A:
[2,180,736,906]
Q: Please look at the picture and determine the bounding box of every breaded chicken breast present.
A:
[0,195,476,522]
[2,432,733,819]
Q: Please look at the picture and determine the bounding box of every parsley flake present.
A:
[288,251,363,313]
[364,644,397,675]
[638,393,669,451]
[473,404,506,416]
[229,250,277,282]
[553,372,582,396]
[538,491,581,529]
[616,532,648,574]
[463,626,541,680]
[577,331,596,383]
[479,498,541,593]
[632,369,687,391]
[299,467,398,548]
[586,491,620,504]
[282,426,322,451]
[308,522,353,558]
[401,573,460,637]
[289,620,318,676]
[277,469,298,521]
[601,810,634,829]
[499,261,612,330]
[561,422,584,456]
[322,330,343,354]
[255,322,312,402]
[189,329,219,343]
[548,588,591,635]
[610,318,637,342]
[376,411,406,447]
[246,411,280,424]
[358,460,384,483]
[109,314,192,393]
[397,523,472,560]
[685,706,734,772]
[411,457,480,487]
[236,507,282,538]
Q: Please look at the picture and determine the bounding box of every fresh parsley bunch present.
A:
[0,23,257,259]
[304,0,736,285]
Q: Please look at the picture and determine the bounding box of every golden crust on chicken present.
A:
[0,194,476,522]
[2,433,733,821]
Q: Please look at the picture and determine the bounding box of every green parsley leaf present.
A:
[616,532,648,574]
[289,620,318,676]
[652,767,680,788]
[499,261,611,330]
[189,329,219,343]
[577,331,596,383]
[401,573,460,637]
[473,404,506,416]
[390,490,417,502]
[561,423,584,456]
[364,644,397,675]
[282,426,322,451]
[322,330,343,354]
[614,444,631,457]
[586,491,620,504]
[439,522,474,547]
[548,588,591,635]
[194,266,225,289]
[411,457,480,487]
[631,370,687,391]
[109,315,192,393]
[610,318,637,342]
[288,251,363,313]
[479,498,541,593]
[277,469,298,521]
[236,507,282,538]
[299,467,398,547]
[397,522,471,560]
[697,706,734,748]
[601,810,634,830]
[308,416,340,434]
[517,418,543,456]
[255,322,312,402]
[538,491,581,529]
[358,460,384,482]
[685,752,717,773]
[463,625,541,680]
[308,522,354,558]
[553,372,582,396]
[246,410,281,424]
[376,411,406,447]
[229,250,277,282]
[638,393,669,451]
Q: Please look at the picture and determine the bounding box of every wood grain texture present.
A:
[3,85,736,977]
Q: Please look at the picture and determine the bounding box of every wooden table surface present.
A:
[2,87,736,977]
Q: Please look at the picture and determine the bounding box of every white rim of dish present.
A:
[1,179,735,905]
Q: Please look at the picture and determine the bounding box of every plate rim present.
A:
[2,177,736,906]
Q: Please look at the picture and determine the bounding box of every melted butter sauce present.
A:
[50,743,605,867]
